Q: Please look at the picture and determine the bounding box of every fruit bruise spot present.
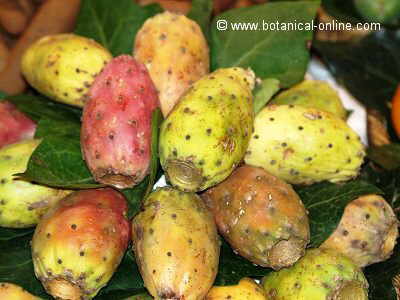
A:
[28,200,49,211]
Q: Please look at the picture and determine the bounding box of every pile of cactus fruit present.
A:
[0,5,399,300]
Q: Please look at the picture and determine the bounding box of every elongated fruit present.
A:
[245,105,365,185]
[21,33,112,107]
[0,101,36,148]
[0,283,41,300]
[159,68,255,192]
[203,165,309,269]
[206,278,267,300]
[321,194,398,267]
[32,188,130,300]
[262,248,369,299]
[0,139,71,228]
[132,187,220,300]
[271,80,347,119]
[134,11,209,117]
[81,55,159,189]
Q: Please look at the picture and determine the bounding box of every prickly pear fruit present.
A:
[354,0,400,24]
[132,187,220,300]
[124,293,153,300]
[0,283,41,300]
[271,80,347,120]
[134,11,209,117]
[321,194,398,267]
[21,33,112,107]
[32,188,130,300]
[159,68,255,192]
[245,105,365,185]
[0,139,71,228]
[206,278,267,300]
[262,248,369,299]
[0,101,36,148]
[81,55,159,189]
[203,165,309,270]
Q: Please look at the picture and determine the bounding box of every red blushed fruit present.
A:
[32,188,131,300]
[81,55,159,189]
[0,101,36,148]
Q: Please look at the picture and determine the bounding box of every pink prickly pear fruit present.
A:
[202,165,310,270]
[32,188,130,300]
[320,194,399,267]
[0,283,41,300]
[0,101,36,148]
[81,55,159,189]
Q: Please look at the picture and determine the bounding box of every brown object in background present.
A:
[0,36,9,72]
[17,0,36,18]
[136,0,191,14]
[367,109,391,147]
[0,0,81,95]
[0,0,29,35]
[233,0,253,8]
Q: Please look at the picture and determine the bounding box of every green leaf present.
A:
[321,0,362,23]
[313,30,400,138]
[296,180,383,247]
[75,0,162,56]
[4,94,81,123]
[215,239,271,285]
[0,90,7,98]
[210,1,319,87]
[0,228,34,242]
[187,0,213,40]
[34,118,81,140]
[368,144,400,171]
[365,243,400,300]
[122,179,148,219]
[253,78,280,114]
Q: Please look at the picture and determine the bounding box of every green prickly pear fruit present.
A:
[134,11,209,117]
[271,80,347,120]
[159,68,255,192]
[203,165,309,270]
[245,105,365,185]
[0,139,71,228]
[262,248,369,299]
[32,188,130,300]
[132,187,220,300]
[21,33,112,107]
[354,0,400,24]
[0,283,41,300]
[205,278,267,300]
[321,194,398,267]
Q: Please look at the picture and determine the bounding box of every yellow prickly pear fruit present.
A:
[245,105,365,185]
[0,139,71,228]
[205,278,267,300]
[134,11,209,117]
[0,283,41,300]
[262,248,369,299]
[159,68,255,192]
[321,194,398,267]
[132,187,220,300]
[271,80,347,119]
[21,33,112,107]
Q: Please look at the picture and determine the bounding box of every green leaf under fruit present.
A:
[368,144,400,171]
[210,1,319,87]
[0,228,34,242]
[75,0,162,56]
[296,180,383,247]
[187,0,213,41]
[253,78,281,114]
[322,0,362,24]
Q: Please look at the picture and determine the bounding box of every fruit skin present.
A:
[0,101,36,148]
[203,165,309,270]
[321,194,398,268]
[81,55,159,189]
[205,278,267,300]
[0,139,71,228]
[354,0,400,24]
[132,187,220,300]
[391,84,400,138]
[0,283,41,300]
[32,188,130,300]
[271,80,347,120]
[245,104,365,185]
[262,248,369,300]
[21,33,112,107]
[134,11,209,117]
[159,67,255,192]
